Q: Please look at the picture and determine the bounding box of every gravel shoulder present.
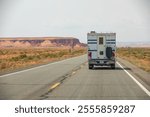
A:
[117,57,150,91]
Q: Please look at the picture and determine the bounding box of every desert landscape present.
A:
[117,47,150,72]
[0,37,86,73]
[1,37,149,74]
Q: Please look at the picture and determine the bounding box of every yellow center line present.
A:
[49,82,60,91]
[72,71,76,75]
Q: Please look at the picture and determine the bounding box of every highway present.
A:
[0,55,150,100]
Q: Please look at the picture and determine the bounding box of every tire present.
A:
[106,47,112,58]
[111,64,115,69]
[89,64,93,69]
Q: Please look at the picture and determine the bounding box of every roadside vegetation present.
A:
[117,47,150,72]
[0,48,86,72]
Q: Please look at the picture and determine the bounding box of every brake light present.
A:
[88,52,92,59]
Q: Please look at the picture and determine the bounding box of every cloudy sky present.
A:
[0,0,149,43]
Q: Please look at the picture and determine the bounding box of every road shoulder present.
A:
[117,57,150,91]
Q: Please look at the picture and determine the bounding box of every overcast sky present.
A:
[0,0,149,43]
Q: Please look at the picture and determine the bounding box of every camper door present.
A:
[97,36,105,59]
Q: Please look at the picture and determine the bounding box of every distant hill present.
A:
[0,37,86,48]
[117,42,150,47]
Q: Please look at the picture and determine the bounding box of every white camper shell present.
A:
[87,31,116,69]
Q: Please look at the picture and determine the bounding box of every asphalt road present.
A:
[0,55,150,100]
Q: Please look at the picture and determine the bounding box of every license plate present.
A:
[100,61,103,64]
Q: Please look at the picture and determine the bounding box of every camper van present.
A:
[87,31,116,69]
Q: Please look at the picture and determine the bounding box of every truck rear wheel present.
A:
[111,64,115,69]
[89,64,93,69]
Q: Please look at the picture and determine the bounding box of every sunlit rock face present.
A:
[0,37,86,48]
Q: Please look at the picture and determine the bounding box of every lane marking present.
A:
[117,61,150,97]
[49,82,60,91]
[0,55,86,78]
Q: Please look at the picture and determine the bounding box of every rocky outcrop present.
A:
[0,37,86,48]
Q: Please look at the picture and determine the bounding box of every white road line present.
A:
[117,61,150,97]
[0,55,85,78]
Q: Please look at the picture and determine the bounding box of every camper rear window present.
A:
[99,37,103,44]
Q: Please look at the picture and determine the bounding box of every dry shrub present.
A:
[0,47,86,72]
[117,47,150,72]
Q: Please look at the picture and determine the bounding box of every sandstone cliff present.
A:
[0,37,86,48]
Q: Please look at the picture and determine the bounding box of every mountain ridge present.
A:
[117,42,150,47]
[0,37,86,48]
